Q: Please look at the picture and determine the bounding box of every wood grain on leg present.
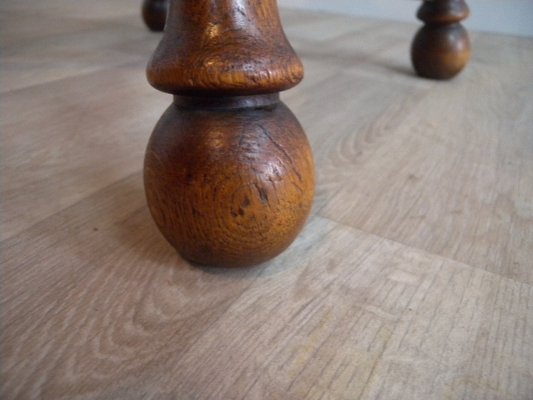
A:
[144,0,314,267]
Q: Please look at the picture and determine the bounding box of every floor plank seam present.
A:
[316,214,532,288]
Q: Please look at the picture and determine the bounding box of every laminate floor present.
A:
[1,1,532,399]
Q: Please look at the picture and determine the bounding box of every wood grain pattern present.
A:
[144,0,314,267]
[317,53,533,285]
[0,66,168,241]
[147,0,303,95]
[1,1,532,399]
[145,100,314,267]
[0,14,154,93]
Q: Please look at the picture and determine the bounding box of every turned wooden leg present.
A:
[411,0,471,80]
[144,0,315,268]
[142,0,168,32]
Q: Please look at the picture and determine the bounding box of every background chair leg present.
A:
[142,0,168,32]
[411,0,471,80]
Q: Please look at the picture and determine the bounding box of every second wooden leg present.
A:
[411,0,471,79]
[142,0,168,32]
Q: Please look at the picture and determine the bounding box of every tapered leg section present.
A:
[144,0,314,268]
[411,0,471,80]
[142,0,168,32]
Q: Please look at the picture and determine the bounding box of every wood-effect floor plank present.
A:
[1,2,532,400]
[0,65,169,241]
[317,35,533,284]
[2,182,531,399]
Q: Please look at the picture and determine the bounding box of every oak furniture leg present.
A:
[411,0,471,79]
[144,0,315,268]
[142,0,168,32]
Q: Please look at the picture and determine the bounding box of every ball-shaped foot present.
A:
[142,0,168,32]
[144,99,315,268]
[411,23,471,80]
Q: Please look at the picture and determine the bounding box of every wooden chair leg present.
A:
[144,0,315,268]
[142,0,168,32]
[411,0,471,79]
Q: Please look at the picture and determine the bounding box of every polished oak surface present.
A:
[145,100,315,267]
[144,0,314,267]
[1,0,532,398]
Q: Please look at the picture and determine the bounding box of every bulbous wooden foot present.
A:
[144,97,314,268]
[411,0,471,80]
[142,0,168,32]
[144,0,314,267]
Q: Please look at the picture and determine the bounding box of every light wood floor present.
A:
[2,1,532,399]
